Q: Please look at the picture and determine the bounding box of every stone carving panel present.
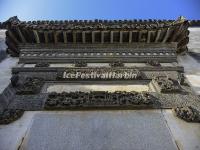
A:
[16,77,44,95]
[45,91,156,109]
[152,76,182,93]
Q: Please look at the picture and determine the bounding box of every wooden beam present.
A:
[120,31,123,43]
[147,31,151,43]
[170,24,183,42]
[101,31,104,44]
[92,31,95,43]
[162,28,170,43]
[82,31,86,43]
[132,31,138,42]
[140,31,148,42]
[8,30,19,44]
[147,31,156,43]
[129,31,132,43]
[16,28,26,43]
[54,31,58,43]
[73,31,76,43]
[33,30,40,43]
[63,31,67,43]
[44,31,49,43]
[110,31,113,43]
[155,30,161,43]
[138,31,142,42]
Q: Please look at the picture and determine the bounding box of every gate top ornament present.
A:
[0,16,200,124]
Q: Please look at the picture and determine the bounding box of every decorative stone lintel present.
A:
[45,91,156,110]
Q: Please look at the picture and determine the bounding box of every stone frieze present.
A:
[152,76,182,93]
[16,77,44,95]
[45,91,156,109]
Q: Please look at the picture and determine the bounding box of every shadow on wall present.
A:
[0,50,7,62]
[0,30,7,62]
[189,52,200,63]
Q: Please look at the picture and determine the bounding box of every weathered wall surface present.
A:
[0,30,7,62]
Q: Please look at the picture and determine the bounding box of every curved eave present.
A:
[4,17,190,57]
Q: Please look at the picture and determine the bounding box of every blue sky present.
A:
[0,0,200,21]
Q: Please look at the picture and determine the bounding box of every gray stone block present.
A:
[20,110,177,150]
